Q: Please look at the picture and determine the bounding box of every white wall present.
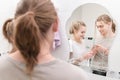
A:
[0,0,120,72]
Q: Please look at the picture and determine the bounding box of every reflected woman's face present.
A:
[74,26,86,41]
[96,21,111,36]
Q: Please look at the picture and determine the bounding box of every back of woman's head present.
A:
[3,18,13,43]
[96,14,116,33]
[14,0,57,74]
[69,21,86,34]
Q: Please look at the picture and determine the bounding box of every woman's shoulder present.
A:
[57,59,84,70]
[0,54,11,70]
[55,59,88,79]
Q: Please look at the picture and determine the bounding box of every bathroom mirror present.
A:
[66,3,117,78]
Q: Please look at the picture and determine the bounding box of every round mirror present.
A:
[66,3,117,77]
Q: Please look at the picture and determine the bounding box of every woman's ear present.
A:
[108,22,112,26]
[52,18,59,32]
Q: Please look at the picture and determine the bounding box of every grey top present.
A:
[0,54,88,80]
[91,36,115,72]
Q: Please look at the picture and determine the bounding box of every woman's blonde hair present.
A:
[69,21,86,34]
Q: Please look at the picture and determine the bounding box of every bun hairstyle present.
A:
[112,22,116,33]
[14,0,57,74]
[3,19,17,53]
[3,18,14,43]
[69,21,86,34]
[96,14,116,33]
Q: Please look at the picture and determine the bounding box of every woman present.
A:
[91,14,116,76]
[68,21,92,65]
[0,0,88,80]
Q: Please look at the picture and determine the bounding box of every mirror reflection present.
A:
[66,3,117,78]
[68,21,90,65]
[91,14,116,76]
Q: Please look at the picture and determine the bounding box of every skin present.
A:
[73,26,86,43]
[96,21,112,37]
